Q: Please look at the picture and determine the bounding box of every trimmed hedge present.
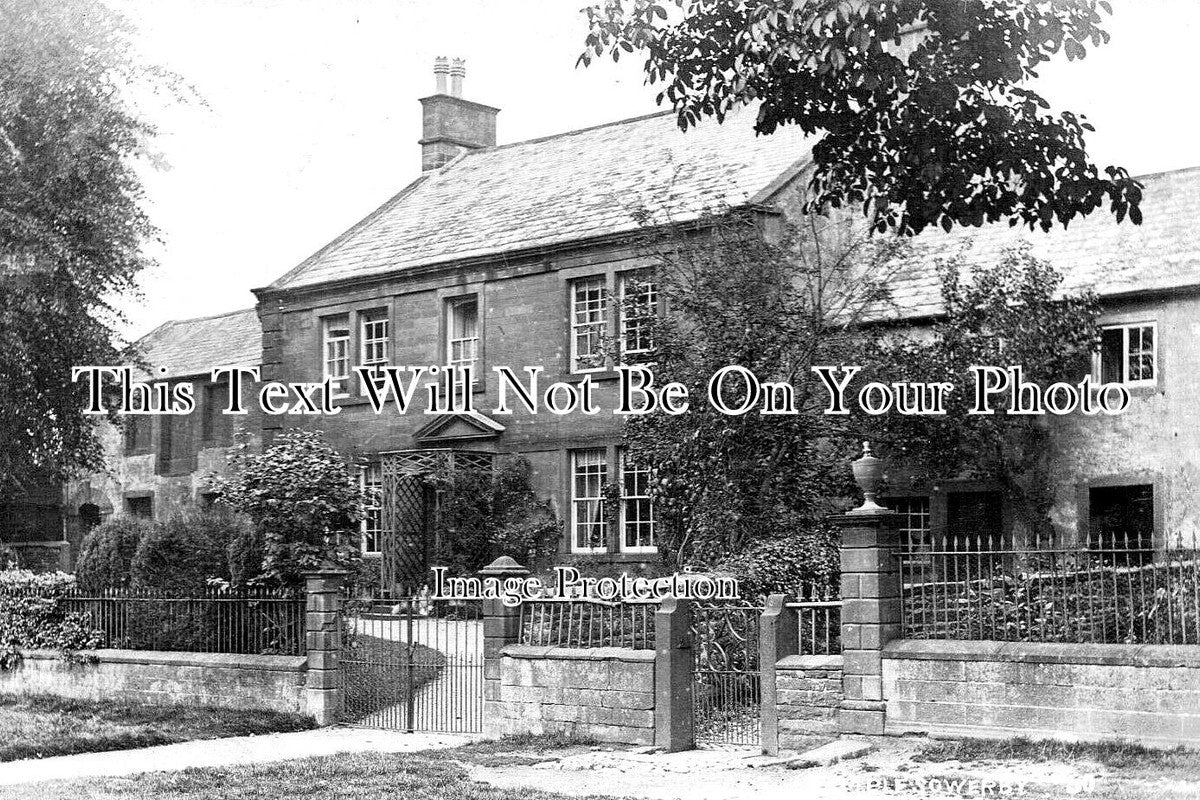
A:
[75,516,149,591]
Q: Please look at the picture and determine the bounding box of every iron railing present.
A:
[900,533,1200,644]
[45,587,307,655]
[517,599,657,650]
[786,595,842,655]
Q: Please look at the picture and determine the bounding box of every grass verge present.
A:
[0,693,313,762]
[16,745,620,800]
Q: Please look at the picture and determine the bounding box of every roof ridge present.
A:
[157,307,257,328]
[458,108,677,158]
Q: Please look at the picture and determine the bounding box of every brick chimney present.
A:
[419,57,499,171]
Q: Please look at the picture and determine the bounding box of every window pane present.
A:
[1099,327,1123,384]
[893,497,931,551]
[572,449,607,551]
[323,315,350,394]
[619,273,657,359]
[447,298,479,372]
[361,464,383,554]
[572,278,607,371]
[620,455,655,551]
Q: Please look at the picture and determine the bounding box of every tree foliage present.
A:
[74,515,150,591]
[579,0,1142,235]
[871,246,1100,540]
[0,0,174,497]
[425,456,561,577]
[622,208,899,569]
[210,430,363,586]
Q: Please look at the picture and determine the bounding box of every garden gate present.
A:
[690,603,762,746]
[340,596,485,733]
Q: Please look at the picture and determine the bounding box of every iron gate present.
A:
[691,603,762,746]
[340,596,484,732]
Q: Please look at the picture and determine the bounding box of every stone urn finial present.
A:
[849,441,889,515]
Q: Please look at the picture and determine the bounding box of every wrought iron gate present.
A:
[340,596,484,732]
[691,603,761,746]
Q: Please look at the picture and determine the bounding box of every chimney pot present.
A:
[449,58,466,98]
[433,56,449,95]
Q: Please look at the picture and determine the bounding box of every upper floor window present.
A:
[618,272,657,362]
[359,311,389,395]
[124,415,151,455]
[1097,322,1156,386]
[446,296,479,375]
[200,383,231,445]
[571,448,608,553]
[360,464,383,555]
[322,315,351,396]
[620,454,655,553]
[571,277,607,373]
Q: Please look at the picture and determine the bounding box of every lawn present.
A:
[17,745,618,800]
[913,736,1200,800]
[0,693,313,762]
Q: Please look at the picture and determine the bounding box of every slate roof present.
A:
[269,106,814,291]
[137,308,261,380]
[879,166,1200,320]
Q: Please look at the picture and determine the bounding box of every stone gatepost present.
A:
[654,596,694,752]
[831,443,901,736]
[759,593,798,755]
[303,563,348,726]
[479,555,529,734]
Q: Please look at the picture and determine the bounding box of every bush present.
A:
[129,509,248,593]
[75,516,150,591]
[0,569,102,669]
[715,516,839,602]
[428,456,562,578]
[211,429,362,586]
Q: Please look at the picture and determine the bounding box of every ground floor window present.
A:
[360,463,384,555]
[1089,483,1154,562]
[570,449,608,553]
[892,496,932,551]
[570,447,656,555]
[125,495,152,519]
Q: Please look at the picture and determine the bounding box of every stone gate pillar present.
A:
[479,555,529,735]
[655,596,694,752]
[831,444,901,736]
[303,563,348,726]
[759,592,798,755]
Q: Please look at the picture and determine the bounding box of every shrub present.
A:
[0,569,102,669]
[129,509,245,593]
[211,429,362,586]
[715,516,840,602]
[75,516,150,591]
[427,456,562,578]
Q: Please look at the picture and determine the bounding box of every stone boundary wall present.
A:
[883,640,1200,748]
[776,654,843,750]
[0,649,308,716]
[488,644,655,744]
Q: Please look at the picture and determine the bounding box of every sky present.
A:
[113,0,1200,340]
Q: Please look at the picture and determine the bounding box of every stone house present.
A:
[251,62,813,589]
[59,308,262,564]
[878,165,1200,554]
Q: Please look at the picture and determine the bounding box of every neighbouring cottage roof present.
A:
[268,106,814,291]
[137,308,261,380]
[879,166,1200,320]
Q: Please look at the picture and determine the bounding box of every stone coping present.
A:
[777,654,843,670]
[19,648,307,671]
[501,644,655,663]
[884,639,1200,669]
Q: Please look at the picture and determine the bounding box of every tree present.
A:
[0,0,174,498]
[210,430,363,586]
[579,0,1142,235]
[871,246,1100,542]
[620,206,902,572]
